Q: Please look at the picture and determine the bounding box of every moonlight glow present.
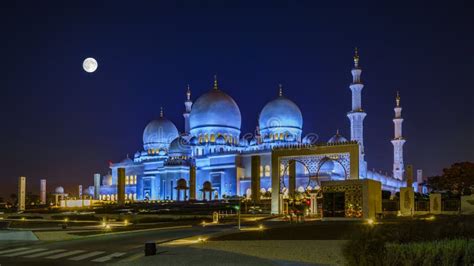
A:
[83,57,98,73]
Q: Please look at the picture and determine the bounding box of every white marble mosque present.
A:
[94,50,408,202]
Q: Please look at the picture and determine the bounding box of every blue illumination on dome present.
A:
[328,130,348,143]
[143,116,179,151]
[259,91,303,141]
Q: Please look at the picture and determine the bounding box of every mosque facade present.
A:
[95,51,407,202]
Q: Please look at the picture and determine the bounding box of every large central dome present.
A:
[189,80,241,134]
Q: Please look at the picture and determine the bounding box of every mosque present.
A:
[94,50,407,203]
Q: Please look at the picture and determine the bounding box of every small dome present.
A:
[189,80,241,136]
[259,87,303,141]
[143,112,179,151]
[121,157,133,164]
[55,186,64,194]
[328,130,348,144]
[169,136,192,157]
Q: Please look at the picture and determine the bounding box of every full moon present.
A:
[83,57,98,73]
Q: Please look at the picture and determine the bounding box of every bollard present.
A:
[144,241,156,256]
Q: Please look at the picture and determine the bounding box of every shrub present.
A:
[342,227,388,266]
[384,239,474,266]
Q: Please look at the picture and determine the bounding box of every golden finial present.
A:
[336,129,340,135]
[278,84,283,97]
[160,106,164,118]
[213,75,218,90]
[396,91,400,107]
[186,84,191,101]
[353,47,359,67]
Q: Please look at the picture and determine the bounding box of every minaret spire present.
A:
[160,106,164,118]
[347,47,367,177]
[213,75,218,90]
[353,47,359,68]
[186,84,191,101]
[278,84,283,97]
[391,91,406,180]
[396,91,400,107]
[183,85,193,134]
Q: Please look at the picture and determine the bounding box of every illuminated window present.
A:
[199,135,203,143]
[125,176,129,185]
[210,134,215,142]
[133,193,137,200]
[106,194,110,201]
[260,165,263,177]
[280,133,284,140]
[204,134,209,142]
[265,165,271,176]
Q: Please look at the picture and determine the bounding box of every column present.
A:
[117,168,126,205]
[18,176,26,211]
[289,160,296,199]
[189,166,196,200]
[40,179,46,204]
[93,173,101,200]
[251,155,261,203]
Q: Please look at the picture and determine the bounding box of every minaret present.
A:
[213,75,219,90]
[183,84,192,134]
[391,91,406,180]
[347,48,367,177]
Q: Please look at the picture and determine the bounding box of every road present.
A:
[0,224,228,266]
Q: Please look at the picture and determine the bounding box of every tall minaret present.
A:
[391,91,406,180]
[183,85,192,134]
[347,48,367,177]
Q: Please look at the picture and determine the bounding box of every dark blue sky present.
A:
[0,1,472,197]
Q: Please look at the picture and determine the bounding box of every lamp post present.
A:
[235,198,241,230]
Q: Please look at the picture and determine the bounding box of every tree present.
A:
[427,162,474,195]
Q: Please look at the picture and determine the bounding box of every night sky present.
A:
[1,1,472,198]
